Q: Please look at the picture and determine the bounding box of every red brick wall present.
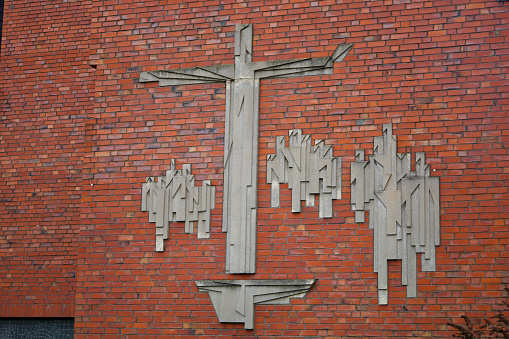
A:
[2,0,508,337]
[76,0,508,337]
[0,0,92,317]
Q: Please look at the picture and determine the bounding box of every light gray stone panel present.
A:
[139,24,353,274]
[196,279,315,329]
[267,129,342,218]
[139,65,234,87]
[141,161,216,251]
[223,25,258,274]
[350,124,441,304]
[235,24,252,67]
[350,150,368,222]
[254,42,353,80]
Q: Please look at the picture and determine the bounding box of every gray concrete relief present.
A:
[350,124,441,304]
[195,279,315,329]
[140,24,353,274]
[141,160,216,251]
[267,129,342,218]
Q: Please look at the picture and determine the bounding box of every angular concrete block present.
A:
[196,279,316,329]
[350,124,441,304]
[267,129,342,219]
[141,160,216,251]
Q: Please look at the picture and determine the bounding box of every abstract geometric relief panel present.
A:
[267,129,342,218]
[196,279,316,329]
[141,160,216,252]
[350,124,441,304]
[140,24,352,274]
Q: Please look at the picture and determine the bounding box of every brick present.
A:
[1,0,508,337]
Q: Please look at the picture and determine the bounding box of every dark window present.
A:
[0,318,74,339]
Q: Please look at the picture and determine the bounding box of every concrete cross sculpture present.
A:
[139,24,353,329]
[140,24,352,274]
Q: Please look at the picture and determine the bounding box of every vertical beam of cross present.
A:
[139,24,353,274]
[223,25,257,274]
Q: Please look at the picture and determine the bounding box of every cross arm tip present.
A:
[330,43,354,63]
[139,71,158,83]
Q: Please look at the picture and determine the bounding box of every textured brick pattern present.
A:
[2,0,509,337]
[76,0,508,337]
[0,0,92,317]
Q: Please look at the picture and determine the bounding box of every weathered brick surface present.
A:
[2,0,509,337]
[0,0,92,317]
